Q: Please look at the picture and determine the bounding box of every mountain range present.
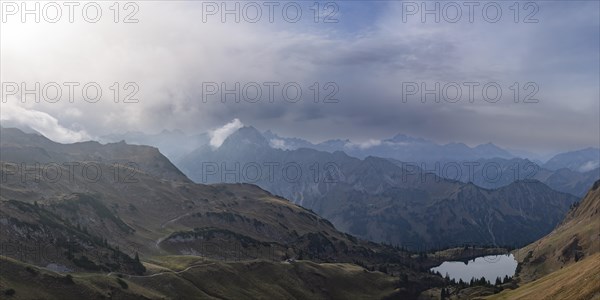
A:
[2,126,598,299]
[100,125,598,185]
[387,157,599,197]
[179,126,580,250]
[0,126,443,299]
[255,130,516,162]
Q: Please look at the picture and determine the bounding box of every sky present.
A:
[1,1,599,154]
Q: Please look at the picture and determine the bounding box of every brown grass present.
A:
[486,253,600,300]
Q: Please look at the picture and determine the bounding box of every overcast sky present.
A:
[1,1,598,153]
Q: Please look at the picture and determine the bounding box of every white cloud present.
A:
[209,118,244,149]
[345,139,382,150]
[270,138,289,150]
[579,160,600,172]
[0,102,90,143]
[384,141,411,147]
[0,2,597,152]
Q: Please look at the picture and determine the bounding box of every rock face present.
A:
[179,127,578,250]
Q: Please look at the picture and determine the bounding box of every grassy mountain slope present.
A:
[485,180,600,299]
[485,253,600,300]
[0,255,413,300]
[513,180,600,282]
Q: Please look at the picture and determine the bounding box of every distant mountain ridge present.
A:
[90,123,598,176]
[261,129,599,170]
[387,157,599,197]
[59,123,597,197]
[261,129,515,162]
[543,147,600,172]
[179,126,579,250]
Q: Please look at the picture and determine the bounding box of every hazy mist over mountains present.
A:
[91,120,599,176]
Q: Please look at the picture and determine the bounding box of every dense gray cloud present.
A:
[1,1,598,153]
